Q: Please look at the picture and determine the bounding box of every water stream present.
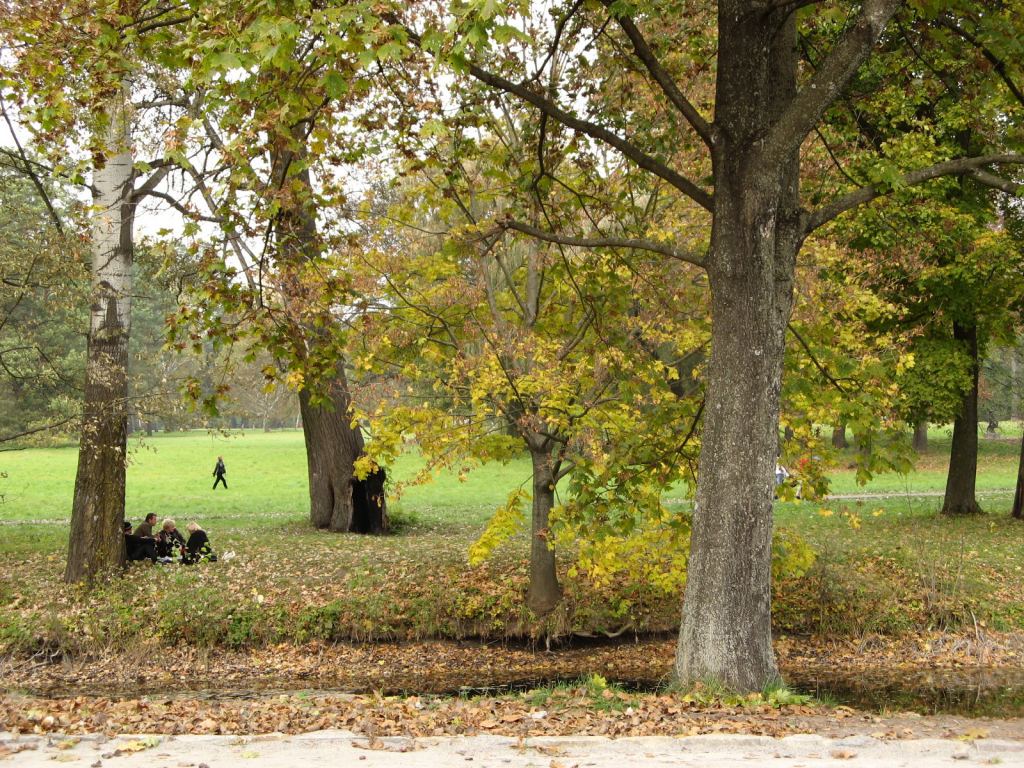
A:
[13,666,1024,718]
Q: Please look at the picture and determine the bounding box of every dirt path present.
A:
[2,730,1023,767]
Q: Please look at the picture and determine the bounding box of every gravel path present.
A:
[3,731,1024,767]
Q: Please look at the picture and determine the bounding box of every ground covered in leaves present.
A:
[2,632,1023,741]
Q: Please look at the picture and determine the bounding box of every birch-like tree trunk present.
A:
[1012,430,1024,520]
[65,91,135,583]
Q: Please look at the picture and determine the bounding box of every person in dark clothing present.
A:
[181,522,216,564]
[124,521,157,562]
[212,456,227,489]
[134,512,158,538]
[156,518,186,560]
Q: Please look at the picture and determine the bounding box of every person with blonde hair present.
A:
[182,521,216,564]
[156,518,185,560]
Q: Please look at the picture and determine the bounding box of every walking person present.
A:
[212,456,227,490]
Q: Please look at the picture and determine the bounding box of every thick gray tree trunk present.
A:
[831,422,848,450]
[675,9,803,691]
[942,322,982,516]
[527,448,562,615]
[65,93,135,583]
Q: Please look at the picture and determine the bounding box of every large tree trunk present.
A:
[65,92,135,583]
[913,420,929,452]
[831,422,848,449]
[527,448,562,615]
[273,136,382,533]
[1012,430,1024,520]
[675,9,804,692]
[942,322,982,516]
[300,364,366,532]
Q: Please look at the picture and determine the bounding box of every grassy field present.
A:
[0,427,1021,656]
[2,425,1020,522]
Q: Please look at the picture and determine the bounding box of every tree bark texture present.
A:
[675,8,806,692]
[527,448,562,616]
[65,93,135,583]
[273,140,381,533]
[831,422,848,450]
[942,322,982,516]
[913,420,929,452]
[300,365,367,532]
[1012,430,1024,520]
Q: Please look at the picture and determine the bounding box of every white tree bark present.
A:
[65,88,136,582]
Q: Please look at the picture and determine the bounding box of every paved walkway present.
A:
[3,731,1024,767]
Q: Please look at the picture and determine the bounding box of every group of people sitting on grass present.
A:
[123,513,216,564]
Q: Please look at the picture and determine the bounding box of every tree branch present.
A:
[937,15,1024,108]
[138,188,220,222]
[787,324,857,394]
[967,168,1023,195]
[805,154,1024,233]
[464,60,713,209]
[500,219,706,267]
[132,164,172,200]
[0,96,64,235]
[763,0,902,170]
[601,0,715,149]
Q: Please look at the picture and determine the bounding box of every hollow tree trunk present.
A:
[527,448,562,615]
[1012,430,1024,520]
[942,321,982,516]
[913,420,929,452]
[300,363,366,531]
[831,422,848,450]
[65,92,135,583]
[274,135,381,532]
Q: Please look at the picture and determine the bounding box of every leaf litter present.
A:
[1,633,1022,742]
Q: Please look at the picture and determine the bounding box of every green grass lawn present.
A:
[1,426,1020,524]
[0,429,535,526]
[0,427,1021,656]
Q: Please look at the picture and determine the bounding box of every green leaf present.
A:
[209,50,242,72]
[324,71,348,100]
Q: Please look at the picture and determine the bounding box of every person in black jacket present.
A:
[124,521,157,562]
[212,456,227,489]
[182,521,216,564]
[156,518,186,560]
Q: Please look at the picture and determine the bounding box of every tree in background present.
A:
[164,0,402,533]
[0,167,88,444]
